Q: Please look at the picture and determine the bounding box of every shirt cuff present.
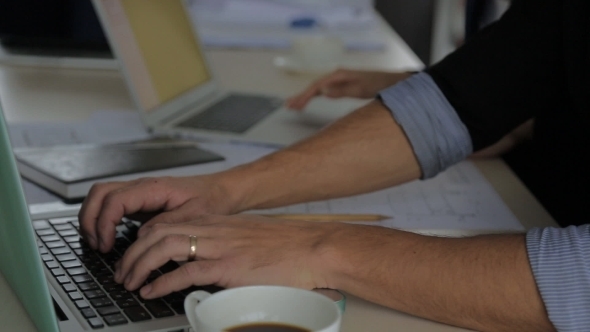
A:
[526,225,590,331]
[378,72,473,179]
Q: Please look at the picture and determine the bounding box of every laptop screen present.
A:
[99,0,211,112]
[0,101,60,331]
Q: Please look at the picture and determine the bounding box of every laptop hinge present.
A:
[159,90,220,127]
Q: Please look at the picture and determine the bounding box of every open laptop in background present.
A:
[91,0,360,147]
[0,100,220,331]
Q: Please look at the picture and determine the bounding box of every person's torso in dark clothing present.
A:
[427,0,590,227]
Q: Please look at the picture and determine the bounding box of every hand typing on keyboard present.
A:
[35,218,223,329]
[79,175,240,253]
[112,214,347,300]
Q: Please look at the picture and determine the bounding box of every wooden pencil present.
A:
[261,213,391,222]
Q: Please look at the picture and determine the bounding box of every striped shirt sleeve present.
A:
[378,72,473,179]
[527,225,590,331]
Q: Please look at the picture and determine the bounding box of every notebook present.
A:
[14,139,224,200]
[91,0,361,147]
[0,97,221,332]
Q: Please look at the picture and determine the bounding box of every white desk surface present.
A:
[0,19,556,332]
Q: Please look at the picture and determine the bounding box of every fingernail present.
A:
[124,275,132,288]
[141,284,152,298]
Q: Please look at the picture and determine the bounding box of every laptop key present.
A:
[36,229,55,236]
[46,241,66,249]
[63,283,76,292]
[56,276,70,284]
[51,247,71,255]
[50,268,64,277]
[67,267,87,276]
[68,291,83,301]
[145,300,174,318]
[117,298,139,309]
[64,236,81,243]
[72,274,94,284]
[103,313,128,326]
[90,297,113,308]
[59,229,78,237]
[96,275,115,285]
[62,260,82,269]
[38,246,48,255]
[75,300,90,309]
[124,306,151,322]
[87,317,104,329]
[69,242,82,249]
[55,253,77,262]
[84,290,106,299]
[53,223,73,231]
[103,283,125,293]
[109,290,131,302]
[41,254,53,262]
[78,282,99,291]
[45,261,59,269]
[81,308,97,319]
[97,306,120,316]
[163,292,185,304]
[40,235,60,242]
[33,220,51,230]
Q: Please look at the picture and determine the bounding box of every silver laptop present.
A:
[0,100,218,331]
[91,0,360,147]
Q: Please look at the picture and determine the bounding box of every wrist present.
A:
[311,223,369,290]
[208,162,267,214]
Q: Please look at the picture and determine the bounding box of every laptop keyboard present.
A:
[34,217,222,329]
[178,94,282,134]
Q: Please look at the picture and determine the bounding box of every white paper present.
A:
[189,0,385,50]
[248,161,524,232]
[8,110,150,149]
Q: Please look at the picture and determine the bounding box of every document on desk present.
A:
[248,161,525,232]
[8,110,523,232]
[189,0,385,50]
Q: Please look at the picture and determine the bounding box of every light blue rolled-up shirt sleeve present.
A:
[378,72,473,179]
[527,225,590,331]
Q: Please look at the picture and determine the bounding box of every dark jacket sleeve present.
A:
[426,0,566,150]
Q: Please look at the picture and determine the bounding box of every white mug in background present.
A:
[184,286,342,332]
[291,34,344,72]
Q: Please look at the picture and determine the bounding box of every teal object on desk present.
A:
[0,100,60,332]
[314,289,347,314]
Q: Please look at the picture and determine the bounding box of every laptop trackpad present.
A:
[297,97,368,126]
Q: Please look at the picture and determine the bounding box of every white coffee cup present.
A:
[184,285,342,332]
[291,34,344,72]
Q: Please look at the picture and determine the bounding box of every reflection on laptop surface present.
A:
[0,99,221,331]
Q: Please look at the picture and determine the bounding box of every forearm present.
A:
[325,229,554,332]
[216,100,421,213]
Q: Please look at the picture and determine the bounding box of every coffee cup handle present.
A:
[184,290,213,331]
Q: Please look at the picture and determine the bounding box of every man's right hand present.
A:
[79,175,234,253]
[286,69,413,111]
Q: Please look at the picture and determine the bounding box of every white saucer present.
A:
[273,55,337,75]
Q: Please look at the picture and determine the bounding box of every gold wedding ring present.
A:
[188,235,198,262]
